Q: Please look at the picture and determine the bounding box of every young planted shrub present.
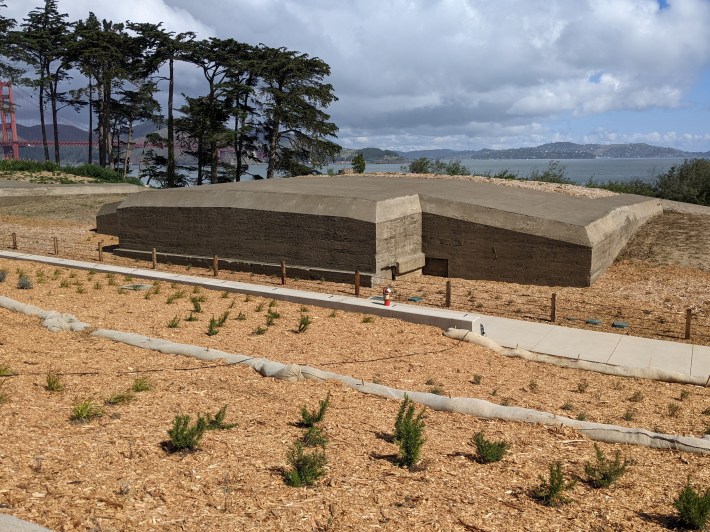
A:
[203,405,236,430]
[131,376,153,392]
[301,426,328,448]
[216,311,230,327]
[674,482,710,530]
[45,372,64,392]
[394,394,426,468]
[471,432,508,463]
[533,462,575,506]
[584,443,627,488]
[190,297,202,313]
[284,442,327,487]
[297,314,312,333]
[70,400,104,423]
[0,269,6,282]
[105,391,135,406]
[168,316,180,328]
[166,415,208,452]
[299,392,331,428]
[17,275,33,289]
[207,316,219,336]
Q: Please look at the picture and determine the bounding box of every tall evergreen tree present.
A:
[128,22,194,187]
[11,0,72,163]
[0,2,21,80]
[257,46,340,178]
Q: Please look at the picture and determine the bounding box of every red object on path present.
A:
[383,287,392,306]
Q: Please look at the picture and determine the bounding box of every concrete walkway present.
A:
[1,250,708,380]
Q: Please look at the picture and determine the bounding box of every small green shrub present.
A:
[59,279,70,288]
[284,442,327,487]
[528,380,539,393]
[185,312,198,322]
[17,275,33,289]
[622,409,635,421]
[584,443,627,488]
[702,407,710,416]
[561,401,574,411]
[301,425,328,448]
[471,374,482,385]
[328,311,337,318]
[629,391,644,403]
[255,302,264,312]
[236,311,246,321]
[533,462,575,506]
[352,152,366,174]
[216,311,230,327]
[394,394,426,468]
[71,400,104,423]
[166,290,186,304]
[207,316,219,336]
[253,325,267,335]
[0,269,6,282]
[299,305,309,313]
[668,403,681,417]
[221,290,230,298]
[362,315,374,323]
[0,365,15,377]
[45,372,64,392]
[471,432,508,463]
[131,376,152,392]
[577,379,589,393]
[190,297,202,313]
[297,314,312,333]
[93,281,102,290]
[299,392,331,427]
[168,316,180,328]
[680,389,690,401]
[428,385,445,396]
[105,391,135,405]
[203,405,236,430]
[268,299,277,308]
[674,481,710,530]
[166,415,208,452]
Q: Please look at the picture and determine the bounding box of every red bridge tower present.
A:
[0,81,19,161]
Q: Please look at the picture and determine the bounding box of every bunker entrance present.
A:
[423,257,449,277]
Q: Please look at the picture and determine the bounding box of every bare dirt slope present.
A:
[618,211,710,272]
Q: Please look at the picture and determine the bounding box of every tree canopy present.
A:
[0,2,340,183]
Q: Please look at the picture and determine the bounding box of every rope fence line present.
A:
[2,230,709,344]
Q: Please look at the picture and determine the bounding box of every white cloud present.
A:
[4,0,710,150]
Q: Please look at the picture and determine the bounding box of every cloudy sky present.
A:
[5,0,710,152]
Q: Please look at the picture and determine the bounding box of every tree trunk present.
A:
[38,86,50,162]
[123,121,133,179]
[50,75,61,164]
[167,57,175,187]
[96,78,105,166]
[266,113,280,179]
[87,77,93,165]
[102,82,112,168]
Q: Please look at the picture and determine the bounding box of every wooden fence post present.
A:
[685,308,692,340]
[280,260,286,285]
[97,241,103,262]
[53,236,59,256]
[151,248,157,269]
[11,232,17,250]
[445,279,452,308]
[551,293,557,322]
[213,255,219,277]
[354,270,360,297]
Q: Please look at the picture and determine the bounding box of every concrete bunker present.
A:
[96,175,662,287]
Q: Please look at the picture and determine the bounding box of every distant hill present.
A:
[339,147,406,163]
[397,142,710,161]
[16,121,161,143]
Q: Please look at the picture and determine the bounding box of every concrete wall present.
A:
[96,201,121,235]
[422,213,593,286]
[116,205,379,275]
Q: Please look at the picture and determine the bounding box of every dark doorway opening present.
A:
[423,257,448,277]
